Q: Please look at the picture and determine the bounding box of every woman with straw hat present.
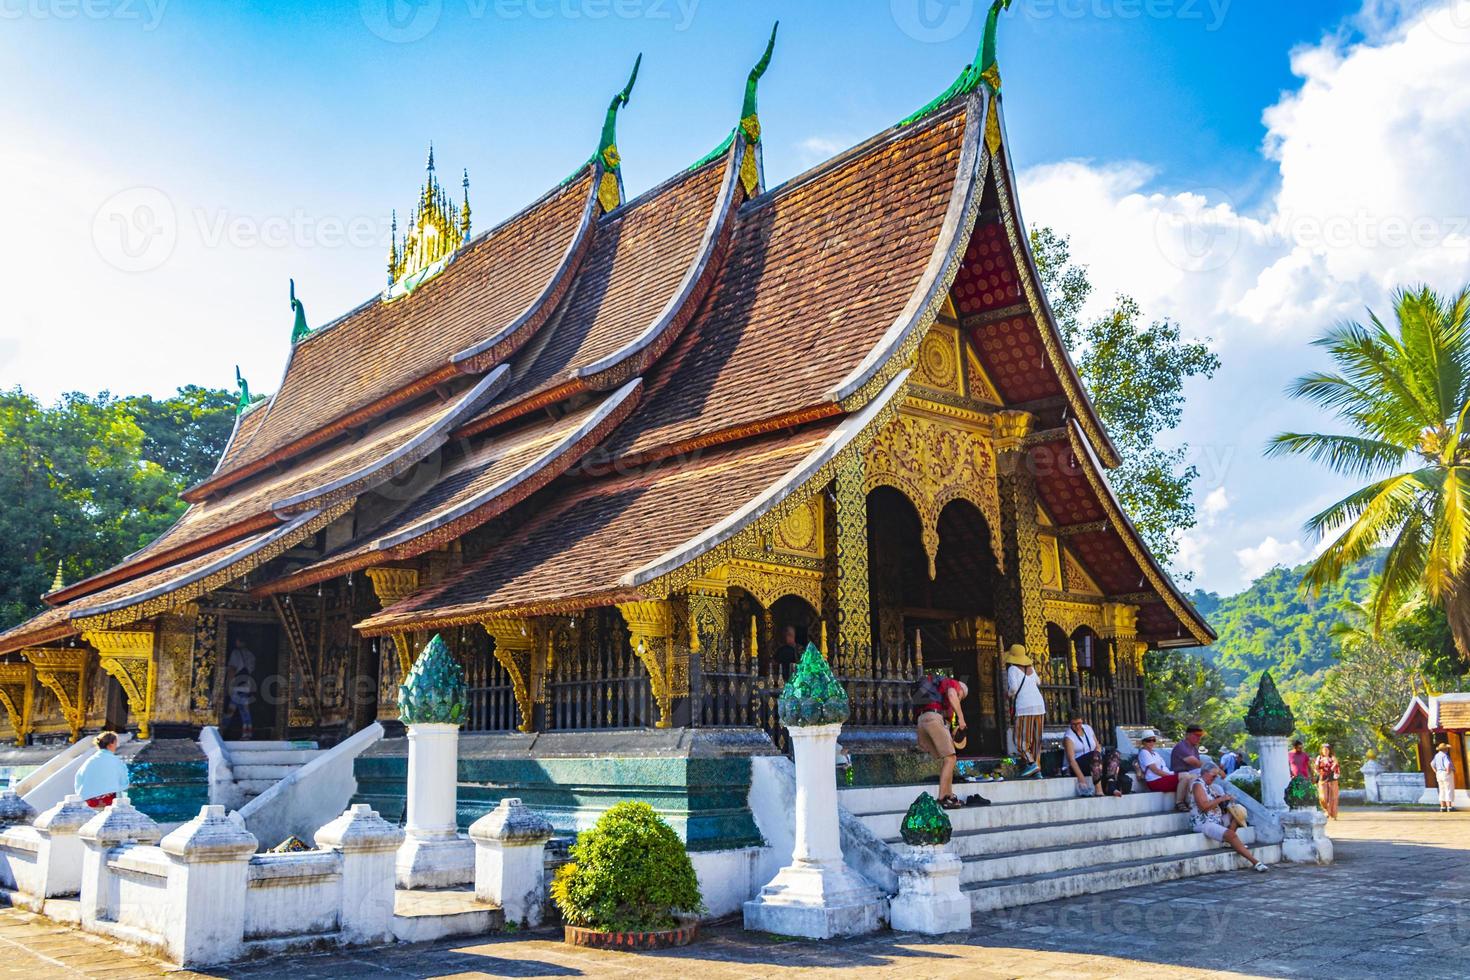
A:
[1005,644,1045,778]
[1432,741,1456,812]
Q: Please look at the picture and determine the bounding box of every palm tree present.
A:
[1269,285,1470,661]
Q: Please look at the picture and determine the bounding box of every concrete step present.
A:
[858,788,1173,839]
[839,776,1076,815]
[961,827,1252,885]
[232,764,309,781]
[965,842,1283,913]
[222,749,322,766]
[222,740,319,752]
[391,887,503,944]
[235,779,277,796]
[922,810,1192,860]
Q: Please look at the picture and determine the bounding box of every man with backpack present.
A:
[915,672,969,809]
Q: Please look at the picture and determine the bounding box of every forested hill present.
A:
[1184,552,1384,696]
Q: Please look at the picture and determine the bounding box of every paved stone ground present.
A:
[1,807,1466,979]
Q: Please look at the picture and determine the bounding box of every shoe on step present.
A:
[1253,862,1269,872]
[1020,763,1040,778]
[965,794,991,807]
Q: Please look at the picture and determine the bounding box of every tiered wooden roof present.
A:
[0,35,1213,654]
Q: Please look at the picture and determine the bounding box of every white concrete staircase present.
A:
[839,776,1282,913]
[221,741,324,805]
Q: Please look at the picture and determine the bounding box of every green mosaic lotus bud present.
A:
[1285,774,1318,809]
[398,634,467,726]
[900,791,952,846]
[1244,671,1295,736]
[777,643,849,727]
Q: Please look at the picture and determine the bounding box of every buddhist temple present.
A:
[0,16,1211,792]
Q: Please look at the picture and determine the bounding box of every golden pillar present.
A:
[482,618,538,734]
[831,454,871,672]
[80,631,153,739]
[618,600,679,729]
[150,604,199,736]
[994,410,1046,671]
[365,567,421,676]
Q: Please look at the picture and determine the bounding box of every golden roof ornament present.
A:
[385,144,470,300]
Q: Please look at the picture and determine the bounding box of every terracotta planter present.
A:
[563,921,699,950]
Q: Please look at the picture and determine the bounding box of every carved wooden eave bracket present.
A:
[481,618,538,733]
[0,663,36,745]
[366,566,421,675]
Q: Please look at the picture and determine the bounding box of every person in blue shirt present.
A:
[74,731,129,808]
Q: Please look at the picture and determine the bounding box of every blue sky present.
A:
[2,0,1468,596]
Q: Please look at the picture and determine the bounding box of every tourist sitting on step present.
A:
[1062,714,1103,797]
[1189,764,1268,872]
[74,731,129,809]
[1004,645,1045,779]
[1170,724,1208,809]
[914,674,969,809]
[1135,732,1187,811]
[1100,748,1131,797]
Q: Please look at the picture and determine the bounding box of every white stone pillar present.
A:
[743,721,885,938]
[159,804,258,967]
[79,795,162,931]
[889,845,970,934]
[397,722,474,887]
[469,798,554,927]
[395,634,474,889]
[0,790,36,829]
[1361,758,1384,804]
[32,794,94,898]
[1257,735,1290,814]
[316,803,404,944]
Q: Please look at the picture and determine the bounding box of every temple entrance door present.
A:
[103,675,128,732]
[868,490,1002,757]
[220,622,281,740]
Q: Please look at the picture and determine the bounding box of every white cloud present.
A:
[1201,487,1230,523]
[796,136,855,170]
[1019,0,1470,594]
[1235,536,1308,582]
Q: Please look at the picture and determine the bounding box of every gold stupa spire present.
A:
[387,144,470,291]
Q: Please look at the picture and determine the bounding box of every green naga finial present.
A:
[289,279,310,344]
[898,0,1011,127]
[1244,670,1296,736]
[234,366,252,415]
[398,634,468,726]
[691,23,779,195]
[977,0,1013,94]
[741,22,778,141]
[777,643,850,727]
[593,54,641,212]
[901,792,953,846]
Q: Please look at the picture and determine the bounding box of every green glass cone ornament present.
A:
[1285,775,1318,809]
[777,643,850,727]
[1244,671,1295,736]
[900,791,952,846]
[398,634,468,726]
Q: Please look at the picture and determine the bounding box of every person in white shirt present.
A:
[1135,731,1184,809]
[1432,742,1456,812]
[224,635,258,740]
[1063,714,1102,796]
[1004,645,1046,778]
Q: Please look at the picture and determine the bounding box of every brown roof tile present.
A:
[499,159,733,407]
[358,422,837,631]
[603,109,970,462]
[198,171,597,493]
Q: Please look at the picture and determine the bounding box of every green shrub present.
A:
[1285,775,1320,809]
[550,802,704,933]
[1230,777,1262,803]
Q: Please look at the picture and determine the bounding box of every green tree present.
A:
[0,387,237,630]
[1143,647,1241,746]
[1268,286,1470,660]
[1032,228,1220,570]
[122,385,237,487]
